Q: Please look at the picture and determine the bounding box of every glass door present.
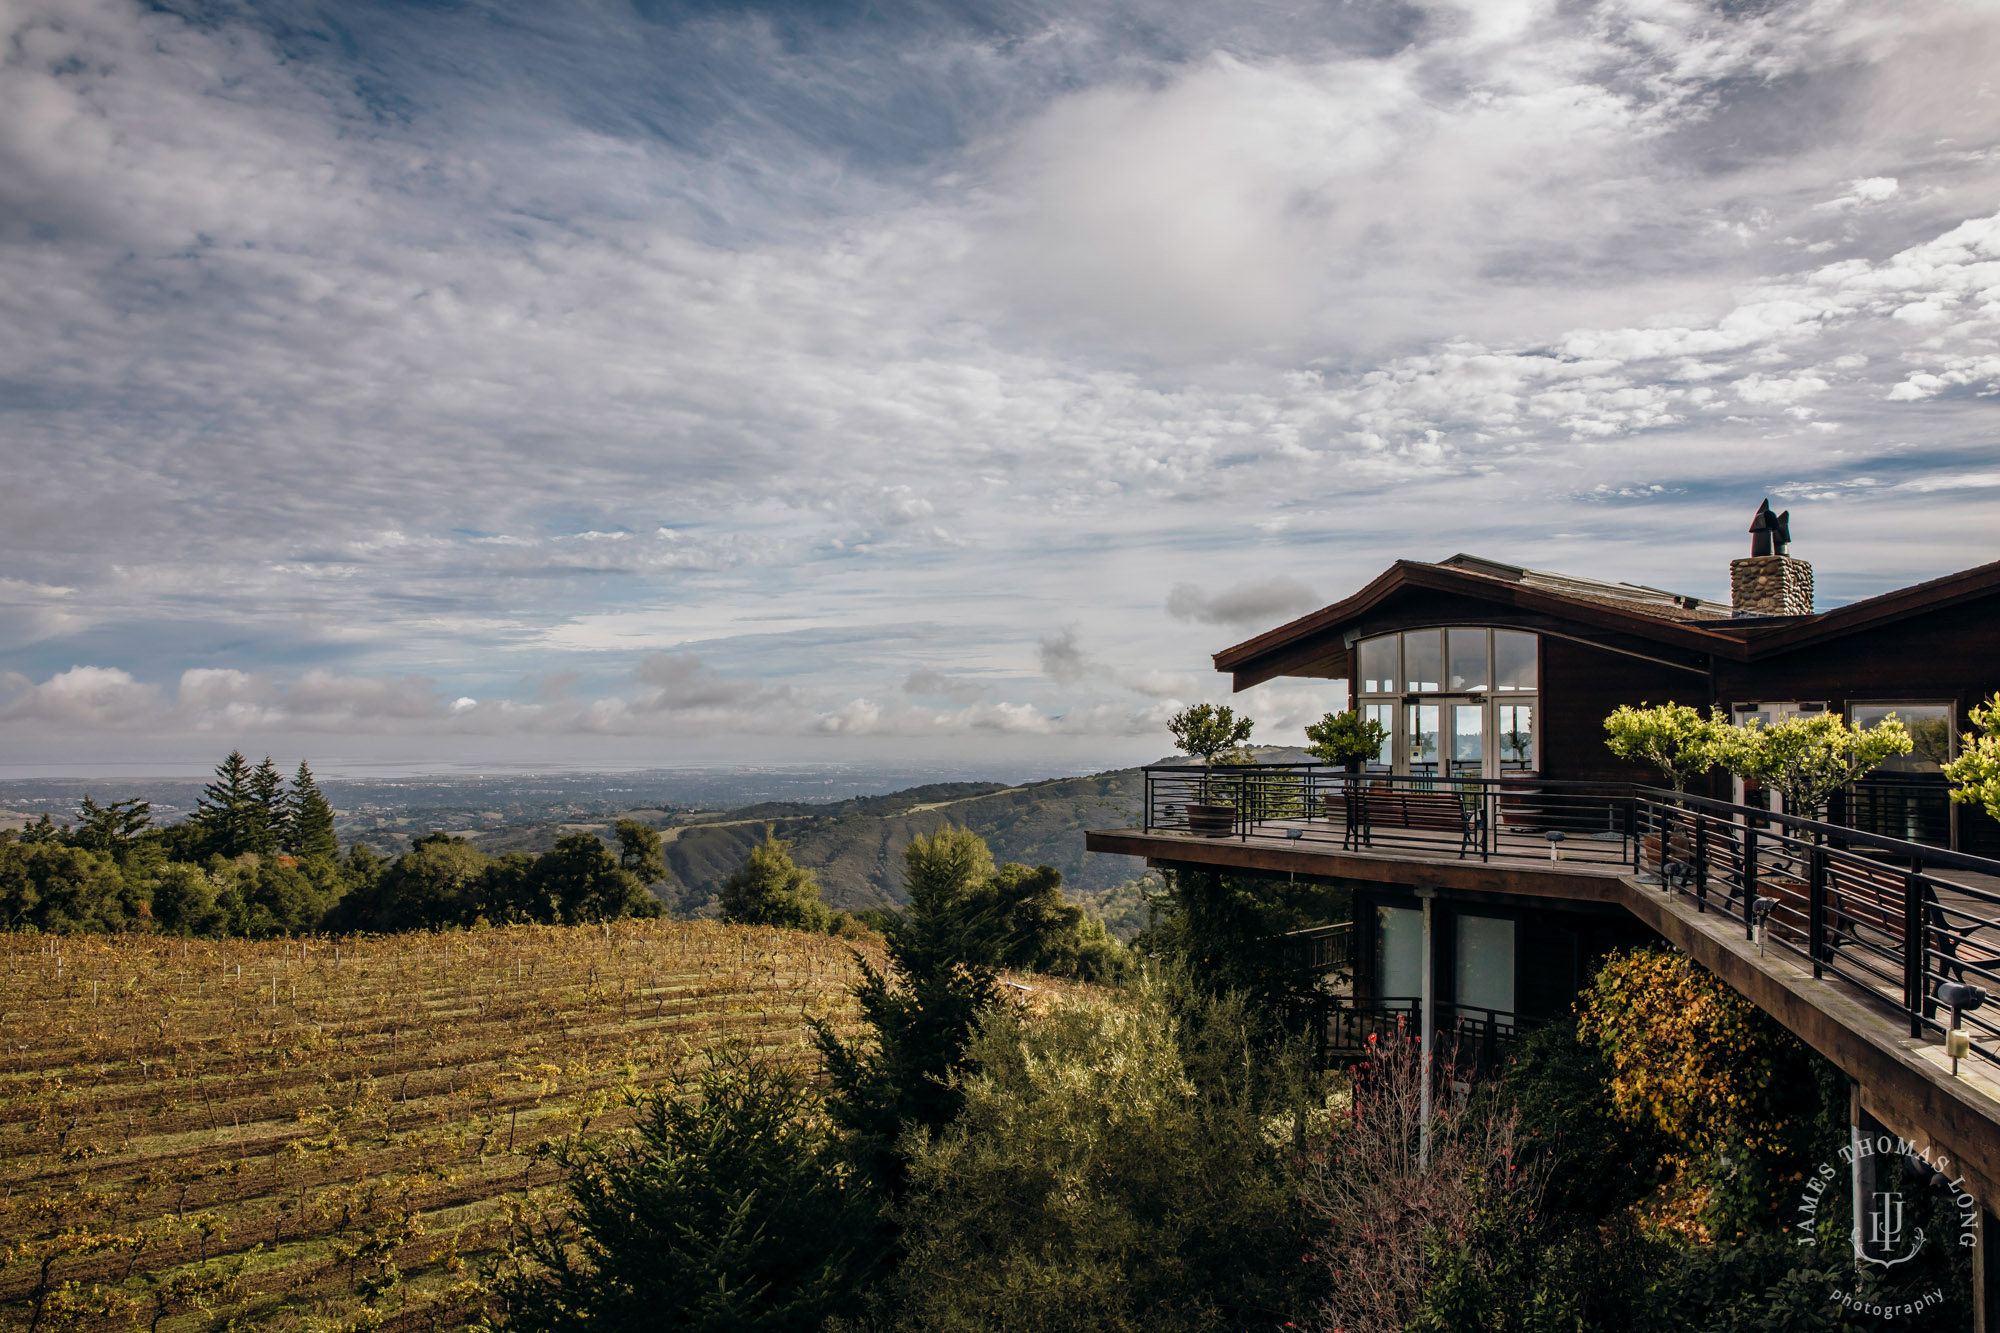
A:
[1450,702,1484,780]
[1406,702,1440,783]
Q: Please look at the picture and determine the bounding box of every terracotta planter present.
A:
[1186,803,1237,837]
[1641,830,1691,869]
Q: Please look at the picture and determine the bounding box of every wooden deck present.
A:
[1087,818,2000,1208]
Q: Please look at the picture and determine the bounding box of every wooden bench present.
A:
[1744,853,2000,997]
[1348,784,1485,859]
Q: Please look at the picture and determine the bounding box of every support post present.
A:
[1744,824,1760,941]
[1693,815,1708,912]
[1905,871,1926,1039]
[1808,846,1826,980]
[1417,887,1435,1168]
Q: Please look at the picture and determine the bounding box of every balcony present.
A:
[1103,764,2000,1072]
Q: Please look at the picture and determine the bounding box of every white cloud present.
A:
[1166,578,1321,627]
[3,0,2000,768]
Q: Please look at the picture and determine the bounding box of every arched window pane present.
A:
[1358,636,1398,694]
[1403,631,1442,692]
[1494,631,1537,692]
[1448,629,1489,692]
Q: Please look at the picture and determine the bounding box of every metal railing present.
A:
[1135,763,2000,1071]
[1317,995,1537,1078]
[1282,921,1353,976]
[1143,764,1639,866]
[1633,786,2000,1067]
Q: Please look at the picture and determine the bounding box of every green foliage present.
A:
[247,756,285,857]
[0,840,141,932]
[1167,703,1254,764]
[719,832,834,932]
[524,833,662,925]
[1578,947,1843,1236]
[149,863,225,936]
[208,853,343,937]
[1714,711,1913,818]
[614,818,667,885]
[1501,1018,1672,1221]
[501,1050,872,1333]
[191,751,260,860]
[1945,693,2000,823]
[967,862,1128,983]
[345,833,493,932]
[71,795,153,856]
[814,827,1004,1184]
[1602,702,1728,792]
[286,761,340,860]
[886,972,1318,1332]
[1304,709,1389,768]
[1135,866,1347,1023]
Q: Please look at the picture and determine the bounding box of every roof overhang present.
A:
[1213,555,2000,690]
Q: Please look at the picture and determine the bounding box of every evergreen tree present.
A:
[719,832,832,932]
[248,756,285,857]
[286,761,340,860]
[192,751,258,859]
[813,826,1003,1188]
[614,819,667,884]
[72,795,152,854]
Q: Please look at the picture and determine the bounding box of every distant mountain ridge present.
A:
[655,769,1146,916]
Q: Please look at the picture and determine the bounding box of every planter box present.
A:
[1186,803,1237,837]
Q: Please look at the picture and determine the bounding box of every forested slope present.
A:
[657,769,1145,915]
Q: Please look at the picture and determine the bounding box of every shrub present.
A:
[500,1049,872,1333]
[1304,710,1389,769]
[1714,711,1912,819]
[887,972,1318,1332]
[719,832,833,933]
[1577,947,1842,1237]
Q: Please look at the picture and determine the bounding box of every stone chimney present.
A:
[1731,499,1813,616]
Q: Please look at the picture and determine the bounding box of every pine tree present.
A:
[192,751,257,859]
[248,757,285,857]
[286,761,340,861]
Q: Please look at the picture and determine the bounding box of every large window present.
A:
[1848,701,1956,847]
[1355,629,1539,779]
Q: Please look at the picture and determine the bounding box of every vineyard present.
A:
[0,922,875,1333]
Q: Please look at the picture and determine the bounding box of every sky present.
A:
[3,0,2000,777]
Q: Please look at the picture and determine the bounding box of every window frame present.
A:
[1353,628,1540,779]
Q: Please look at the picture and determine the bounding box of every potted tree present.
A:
[1168,703,1255,837]
[1603,702,1728,874]
[1946,693,2000,822]
[1715,712,1913,824]
[1305,710,1389,821]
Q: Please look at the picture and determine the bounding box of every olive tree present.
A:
[1303,710,1388,771]
[1602,702,1728,793]
[1945,694,2000,823]
[1715,712,1912,819]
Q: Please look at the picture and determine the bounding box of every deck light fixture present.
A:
[1936,981,1987,1075]
[1750,895,1777,953]
[1545,830,1566,862]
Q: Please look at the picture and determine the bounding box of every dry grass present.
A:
[0,921,875,1333]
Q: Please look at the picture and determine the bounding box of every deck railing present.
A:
[1142,764,1640,866]
[1631,786,2000,1067]
[1316,996,1536,1077]
[1135,763,2000,1071]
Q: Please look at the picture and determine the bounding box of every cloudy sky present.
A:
[3,0,1999,776]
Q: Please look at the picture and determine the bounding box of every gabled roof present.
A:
[1213,552,2000,690]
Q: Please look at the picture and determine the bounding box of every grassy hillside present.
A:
[0,924,871,1333]
[652,768,1146,916]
